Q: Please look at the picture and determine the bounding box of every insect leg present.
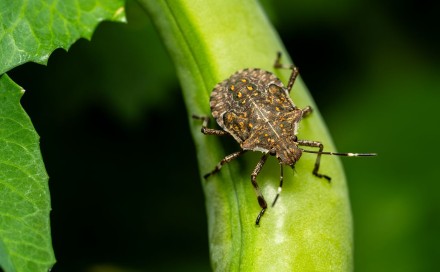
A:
[274,52,299,93]
[297,140,331,181]
[271,164,284,207]
[301,106,313,118]
[203,150,247,179]
[192,115,229,136]
[252,154,269,225]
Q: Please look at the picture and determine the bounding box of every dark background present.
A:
[8,0,439,271]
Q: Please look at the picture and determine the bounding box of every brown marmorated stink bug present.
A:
[193,52,376,225]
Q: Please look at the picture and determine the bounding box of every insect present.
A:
[193,52,376,225]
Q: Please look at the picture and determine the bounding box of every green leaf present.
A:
[0,74,54,272]
[142,0,352,271]
[0,1,127,270]
[0,0,126,74]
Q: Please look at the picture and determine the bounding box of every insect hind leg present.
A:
[274,52,299,93]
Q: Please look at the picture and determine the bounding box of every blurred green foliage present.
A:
[7,0,439,271]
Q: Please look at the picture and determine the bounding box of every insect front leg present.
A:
[274,52,299,93]
[192,115,229,136]
[251,154,269,226]
[297,140,331,181]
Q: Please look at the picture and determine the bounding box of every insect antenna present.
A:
[300,149,377,157]
[271,165,283,207]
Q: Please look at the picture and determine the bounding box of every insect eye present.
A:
[292,135,298,142]
[269,149,276,156]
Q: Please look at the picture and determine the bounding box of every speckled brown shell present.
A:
[210,68,304,163]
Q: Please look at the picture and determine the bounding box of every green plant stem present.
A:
[140,0,353,271]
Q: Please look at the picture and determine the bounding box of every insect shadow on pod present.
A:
[193,52,376,226]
